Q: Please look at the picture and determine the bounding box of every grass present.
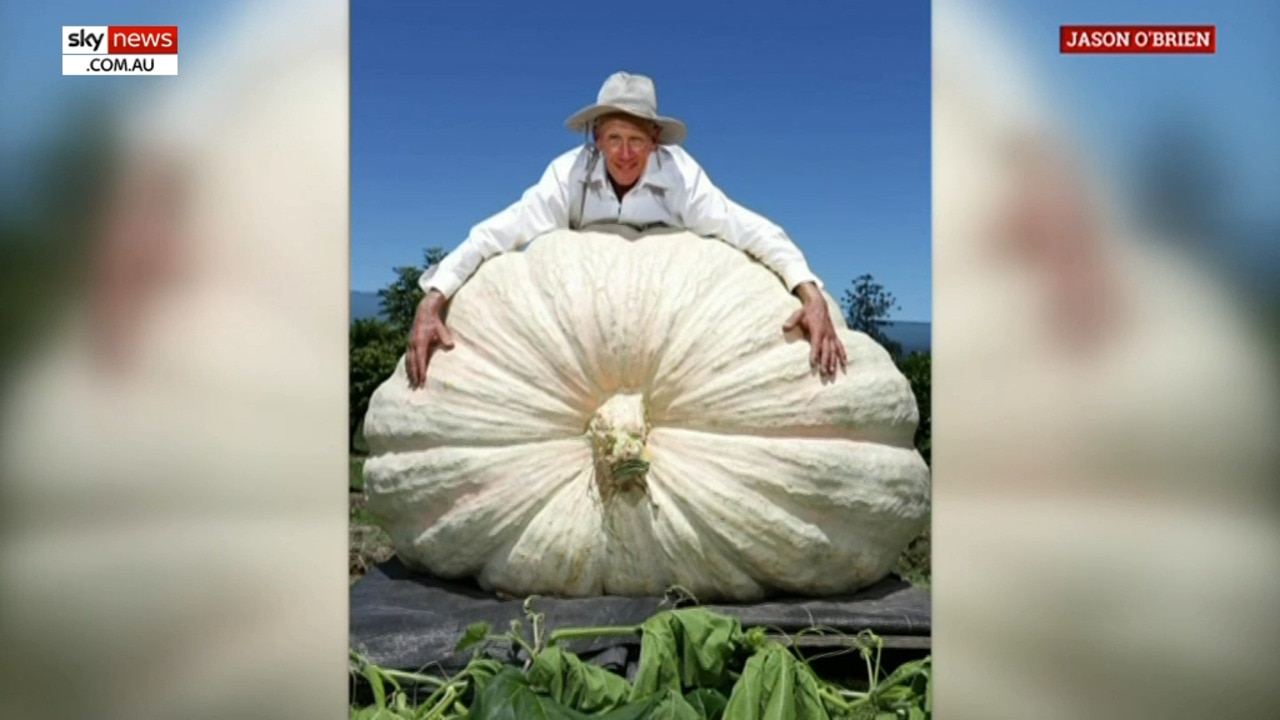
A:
[350,457,394,584]
[893,528,931,590]
[350,453,367,492]
[349,453,395,583]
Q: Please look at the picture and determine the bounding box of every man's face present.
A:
[595,116,659,188]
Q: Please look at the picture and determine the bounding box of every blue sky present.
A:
[8,2,1271,324]
[351,1,933,321]
[0,2,229,140]
[994,0,1279,257]
[0,1,236,213]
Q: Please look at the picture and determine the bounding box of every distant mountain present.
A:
[351,291,381,321]
[876,320,931,356]
[349,291,931,354]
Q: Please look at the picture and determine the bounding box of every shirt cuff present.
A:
[780,263,823,293]
[419,266,465,301]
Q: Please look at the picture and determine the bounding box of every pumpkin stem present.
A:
[587,393,652,499]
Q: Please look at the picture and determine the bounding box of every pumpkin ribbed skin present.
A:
[362,228,930,601]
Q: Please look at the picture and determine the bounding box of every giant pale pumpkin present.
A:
[362,227,930,602]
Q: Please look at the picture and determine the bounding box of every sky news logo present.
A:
[62,25,179,75]
[1059,25,1216,54]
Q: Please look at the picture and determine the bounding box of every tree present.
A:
[839,273,928,463]
[349,246,447,450]
[841,273,902,360]
[2,96,119,381]
[349,318,402,449]
[897,351,930,467]
[378,247,448,336]
[1136,119,1224,249]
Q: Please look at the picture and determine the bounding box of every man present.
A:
[407,71,845,387]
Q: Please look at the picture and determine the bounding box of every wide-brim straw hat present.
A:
[564,71,687,145]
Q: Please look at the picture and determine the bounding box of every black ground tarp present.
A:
[350,559,930,678]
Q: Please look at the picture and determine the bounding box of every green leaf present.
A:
[793,660,832,720]
[460,657,511,714]
[720,646,765,719]
[465,657,506,691]
[468,667,591,720]
[456,621,492,652]
[877,657,929,690]
[836,656,930,720]
[349,706,407,720]
[924,662,933,715]
[527,645,632,714]
[576,688,701,720]
[470,665,693,720]
[363,665,388,709]
[841,703,882,720]
[630,608,745,702]
[684,687,729,719]
[643,688,704,720]
[721,643,830,720]
[871,656,930,713]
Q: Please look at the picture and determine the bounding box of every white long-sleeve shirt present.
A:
[419,143,821,299]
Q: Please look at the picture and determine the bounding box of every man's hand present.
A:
[406,290,455,389]
[783,282,847,379]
